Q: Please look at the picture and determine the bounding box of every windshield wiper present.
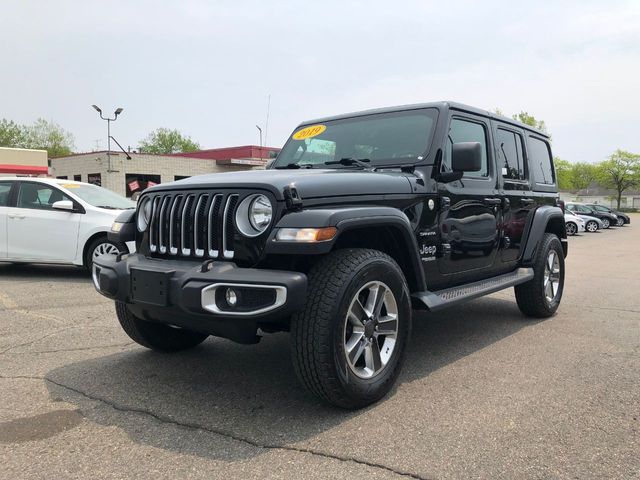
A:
[274,163,315,169]
[324,157,374,170]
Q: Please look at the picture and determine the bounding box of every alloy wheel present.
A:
[602,218,610,229]
[543,250,561,304]
[93,242,120,259]
[617,217,625,227]
[343,281,398,379]
[566,223,577,235]
[586,221,598,232]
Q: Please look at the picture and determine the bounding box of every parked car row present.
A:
[0,177,136,268]
[564,202,631,235]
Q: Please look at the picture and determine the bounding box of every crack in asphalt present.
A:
[1,342,135,355]
[0,374,431,480]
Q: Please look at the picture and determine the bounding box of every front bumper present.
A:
[93,253,307,343]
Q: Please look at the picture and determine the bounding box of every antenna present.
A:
[94,139,101,151]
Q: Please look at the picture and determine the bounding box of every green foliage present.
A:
[569,162,598,190]
[24,118,75,157]
[512,111,547,133]
[0,118,74,157]
[595,149,640,209]
[0,119,28,148]
[139,128,200,154]
[553,157,573,190]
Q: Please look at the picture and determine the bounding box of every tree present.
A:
[512,111,547,133]
[569,162,598,191]
[139,128,200,154]
[553,157,572,191]
[596,149,640,209]
[23,118,75,157]
[0,119,27,148]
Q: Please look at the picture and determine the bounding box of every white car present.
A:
[0,177,135,268]
[564,212,586,235]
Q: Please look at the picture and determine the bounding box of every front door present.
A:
[0,181,14,258]
[437,114,500,276]
[7,182,81,262]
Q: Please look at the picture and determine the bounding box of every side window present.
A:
[443,118,489,178]
[0,182,12,207]
[17,183,71,210]
[496,128,526,180]
[528,136,554,185]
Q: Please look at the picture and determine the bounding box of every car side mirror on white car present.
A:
[52,200,75,211]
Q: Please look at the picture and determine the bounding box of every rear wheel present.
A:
[586,220,598,232]
[565,222,577,236]
[290,248,411,409]
[115,301,208,352]
[515,233,565,318]
[602,218,610,229]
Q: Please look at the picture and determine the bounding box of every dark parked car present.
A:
[586,204,631,226]
[565,202,618,229]
[94,101,567,409]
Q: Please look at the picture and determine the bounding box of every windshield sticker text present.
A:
[293,124,326,140]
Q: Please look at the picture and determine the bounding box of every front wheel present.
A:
[86,237,126,270]
[565,222,577,236]
[617,217,625,227]
[515,233,565,318]
[115,301,208,352]
[290,249,412,409]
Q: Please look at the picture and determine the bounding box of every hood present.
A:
[146,168,414,200]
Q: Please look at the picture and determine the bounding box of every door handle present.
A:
[484,198,502,206]
[8,214,25,219]
[520,198,535,205]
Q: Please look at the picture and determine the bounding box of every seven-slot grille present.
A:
[148,192,239,259]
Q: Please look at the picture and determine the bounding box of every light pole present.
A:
[255,125,263,150]
[92,105,123,172]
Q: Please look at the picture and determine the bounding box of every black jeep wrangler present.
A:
[94,101,567,409]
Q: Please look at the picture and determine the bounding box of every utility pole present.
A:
[92,105,123,172]
[255,125,263,150]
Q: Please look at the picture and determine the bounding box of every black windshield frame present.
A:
[273,108,439,169]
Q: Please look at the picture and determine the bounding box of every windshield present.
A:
[61,183,135,209]
[274,108,438,169]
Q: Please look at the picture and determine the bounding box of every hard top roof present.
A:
[299,101,550,138]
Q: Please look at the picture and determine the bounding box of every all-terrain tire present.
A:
[115,301,208,352]
[515,233,565,318]
[290,248,412,409]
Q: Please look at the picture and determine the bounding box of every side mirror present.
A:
[52,200,74,211]
[265,159,275,169]
[452,142,482,172]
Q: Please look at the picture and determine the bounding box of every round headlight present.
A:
[249,195,273,231]
[137,197,152,232]
[235,194,273,237]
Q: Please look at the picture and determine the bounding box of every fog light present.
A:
[225,288,238,307]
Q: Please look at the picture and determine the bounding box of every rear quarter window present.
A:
[0,182,12,206]
[528,136,554,185]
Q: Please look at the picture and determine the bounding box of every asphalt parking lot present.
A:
[1,216,638,480]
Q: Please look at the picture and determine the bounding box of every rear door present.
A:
[7,181,81,262]
[436,113,500,277]
[493,123,535,263]
[0,181,15,258]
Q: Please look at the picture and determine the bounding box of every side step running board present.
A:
[412,268,534,312]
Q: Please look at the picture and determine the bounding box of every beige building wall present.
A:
[50,152,255,196]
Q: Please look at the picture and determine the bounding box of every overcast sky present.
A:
[2,0,639,162]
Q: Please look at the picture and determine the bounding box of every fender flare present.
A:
[265,206,426,291]
[520,205,566,265]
